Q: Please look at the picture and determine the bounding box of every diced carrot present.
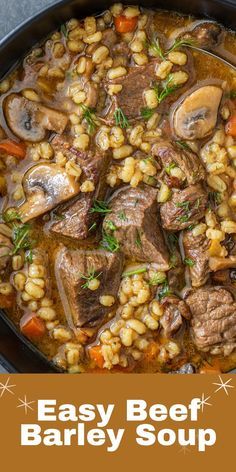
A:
[20,314,46,338]
[0,139,26,159]
[89,345,104,369]
[114,15,138,33]
[225,114,236,137]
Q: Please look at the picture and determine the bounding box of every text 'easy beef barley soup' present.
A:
[0,3,236,373]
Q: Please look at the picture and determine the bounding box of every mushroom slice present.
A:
[173,85,223,140]
[19,163,80,222]
[4,94,68,142]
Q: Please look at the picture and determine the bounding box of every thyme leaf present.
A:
[90,200,111,215]
[80,268,102,289]
[80,104,97,134]
[154,74,179,104]
[114,108,129,129]
[100,232,120,253]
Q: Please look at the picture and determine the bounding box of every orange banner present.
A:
[0,374,234,471]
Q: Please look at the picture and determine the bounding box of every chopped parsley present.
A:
[114,108,129,129]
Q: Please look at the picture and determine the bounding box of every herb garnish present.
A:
[114,108,129,129]
[175,140,191,151]
[146,37,165,59]
[140,107,155,120]
[0,209,22,223]
[176,201,191,211]
[165,162,176,175]
[154,74,179,104]
[12,223,32,255]
[184,258,195,267]
[90,200,111,215]
[145,37,194,60]
[118,211,127,221]
[135,230,142,248]
[167,38,194,54]
[80,268,102,289]
[100,232,120,252]
[80,104,97,134]
[60,24,68,38]
[25,250,33,264]
[149,272,166,286]
[208,191,221,208]
[157,280,171,300]
[88,222,97,232]
[122,267,147,278]
[105,220,117,231]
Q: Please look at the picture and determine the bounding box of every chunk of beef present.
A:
[0,233,12,271]
[183,229,210,287]
[103,185,169,268]
[160,184,207,231]
[50,135,110,240]
[160,295,191,337]
[186,286,236,355]
[55,247,123,328]
[102,28,118,50]
[181,21,223,49]
[107,61,159,120]
[152,140,205,185]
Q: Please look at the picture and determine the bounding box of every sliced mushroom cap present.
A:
[4,94,68,142]
[19,163,80,222]
[173,85,223,140]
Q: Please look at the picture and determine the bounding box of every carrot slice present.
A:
[114,15,138,33]
[20,315,46,338]
[0,139,26,159]
[89,345,104,369]
[225,114,236,137]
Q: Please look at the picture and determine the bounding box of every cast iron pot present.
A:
[0,0,235,372]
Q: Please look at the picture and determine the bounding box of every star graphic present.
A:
[0,377,16,398]
[212,376,234,396]
[200,393,212,412]
[17,395,35,414]
[178,446,191,455]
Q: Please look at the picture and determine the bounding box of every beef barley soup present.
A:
[0,3,236,373]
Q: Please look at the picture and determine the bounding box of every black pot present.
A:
[0,0,235,372]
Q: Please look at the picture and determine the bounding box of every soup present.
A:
[0,3,236,373]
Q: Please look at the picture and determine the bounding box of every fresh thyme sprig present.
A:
[140,107,155,120]
[90,200,111,215]
[154,74,179,104]
[146,37,165,60]
[80,268,102,289]
[80,104,98,134]
[0,208,22,223]
[12,223,32,255]
[167,38,194,54]
[114,108,130,129]
[145,36,194,60]
[100,231,120,253]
